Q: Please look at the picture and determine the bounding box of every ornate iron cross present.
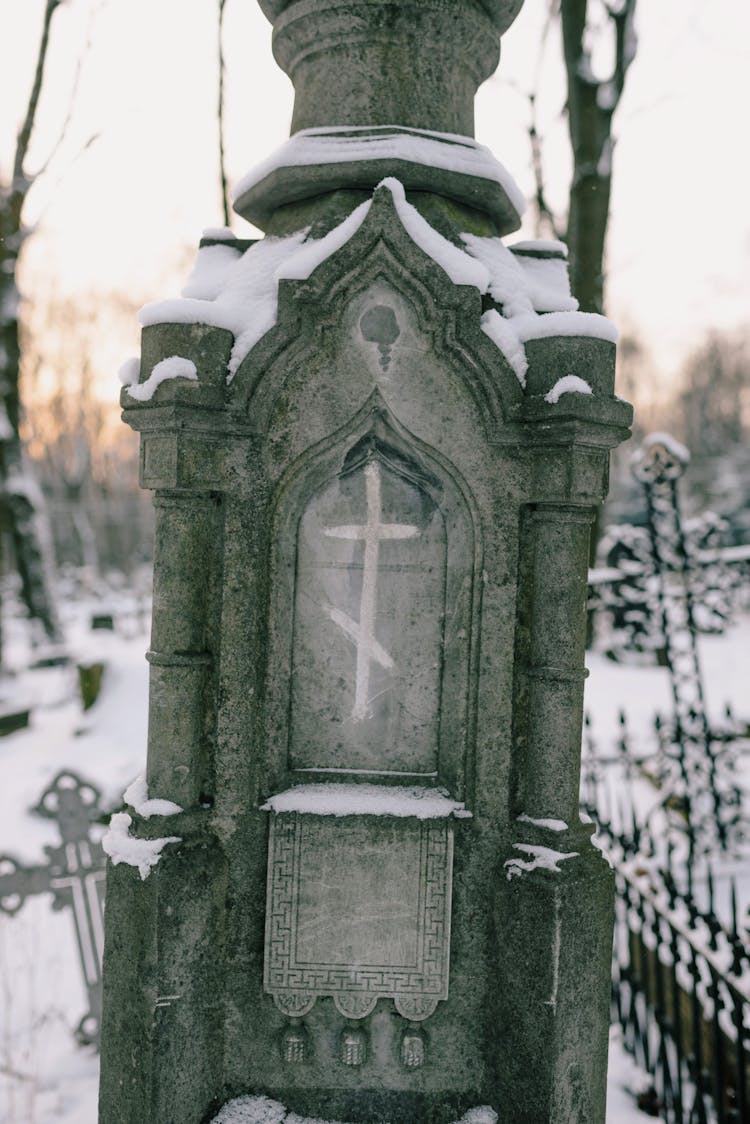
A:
[0,771,107,1045]
[632,434,743,856]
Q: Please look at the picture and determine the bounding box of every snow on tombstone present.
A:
[98,2,632,1123]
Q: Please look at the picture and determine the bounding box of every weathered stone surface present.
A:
[264,0,520,135]
[99,3,630,1122]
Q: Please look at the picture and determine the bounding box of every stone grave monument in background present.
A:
[99,1,632,1121]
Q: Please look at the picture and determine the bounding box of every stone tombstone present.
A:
[98,2,632,1122]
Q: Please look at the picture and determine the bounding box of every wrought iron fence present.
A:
[585,803,750,1124]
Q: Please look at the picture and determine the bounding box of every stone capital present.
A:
[258,0,524,136]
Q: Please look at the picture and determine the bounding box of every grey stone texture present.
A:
[98,3,632,1122]
[261,0,524,135]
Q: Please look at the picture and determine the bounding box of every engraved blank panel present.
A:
[289,457,446,775]
[295,818,421,966]
[264,814,452,1002]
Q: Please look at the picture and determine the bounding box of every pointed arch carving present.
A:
[263,397,481,803]
[227,191,524,439]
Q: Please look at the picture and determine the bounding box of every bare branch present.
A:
[12,0,63,193]
[31,0,108,181]
[611,0,638,102]
[528,97,566,241]
[525,0,566,239]
[218,0,231,226]
[533,0,561,91]
[29,131,101,232]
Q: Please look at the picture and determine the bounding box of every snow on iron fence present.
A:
[587,810,750,1124]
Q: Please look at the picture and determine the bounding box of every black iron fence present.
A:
[587,808,750,1123]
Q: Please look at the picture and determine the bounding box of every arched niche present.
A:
[264,406,481,802]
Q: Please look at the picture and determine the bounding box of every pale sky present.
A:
[2,0,750,394]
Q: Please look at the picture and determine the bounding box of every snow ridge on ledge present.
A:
[545,375,594,404]
[211,1093,497,1124]
[232,124,527,217]
[126,355,197,402]
[135,178,616,391]
[261,782,471,819]
[102,813,180,881]
[123,773,183,819]
[504,843,579,881]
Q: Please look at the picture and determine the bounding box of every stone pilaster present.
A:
[520,502,594,826]
[146,490,218,809]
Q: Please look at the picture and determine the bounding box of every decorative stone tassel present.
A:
[400,1024,426,1069]
[340,1022,367,1066]
[281,1019,308,1064]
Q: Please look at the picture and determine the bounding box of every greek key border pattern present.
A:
[263,814,452,1004]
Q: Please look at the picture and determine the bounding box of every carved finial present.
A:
[400,1024,426,1069]
[281,1019,309,1064]
[340,1022,367,1066]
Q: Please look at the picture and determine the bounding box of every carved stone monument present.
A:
[99,1,632,1121]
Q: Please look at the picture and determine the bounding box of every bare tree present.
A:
[1,1,102,658]
[521,1,638,586]
[526,0,638,314]
[561,0,638,313]
[0,0,72,655]
[218,0,231,226]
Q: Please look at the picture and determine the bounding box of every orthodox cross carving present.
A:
[324,460,418,721]
[0,771,107,1044]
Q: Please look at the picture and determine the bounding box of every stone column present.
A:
[146,491,217,808]
[521,503,594,825]
[268,0,510,136]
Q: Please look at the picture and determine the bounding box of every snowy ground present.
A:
[2,580,747,1123]
[584,613,750,926]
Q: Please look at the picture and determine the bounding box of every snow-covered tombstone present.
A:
[98,3,632,1123]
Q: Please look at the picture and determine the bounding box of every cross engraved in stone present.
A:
[324,460,418,721]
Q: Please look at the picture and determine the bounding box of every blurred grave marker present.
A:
[0,770,107,1044]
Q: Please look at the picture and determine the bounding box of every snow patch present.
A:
[513,255,578,313]
[232,124,526,217]
[639,431,690,465]
[123,773,182,819]
[510,239,568,256]
[211,1096,287,1124]
[139,230,309,379]
[480,310,527,385]
[517,814,568,832]
[261,783,470,819]
[211,1096,497,1124]
[277,200,371,281]
[598,137,613,178]
[101,812,180,881]
[382,178,490,290]
[597,81,618,112]
[182,243,243,300]
[515,310,618,343]
[126,355,197,402]
[201,226,236,241]
[136,178,615,389]
[545,376,594,404]
[461,233,533,316]
[0,400,15,440]
[504,843,579,880]
[117,356,140,387]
